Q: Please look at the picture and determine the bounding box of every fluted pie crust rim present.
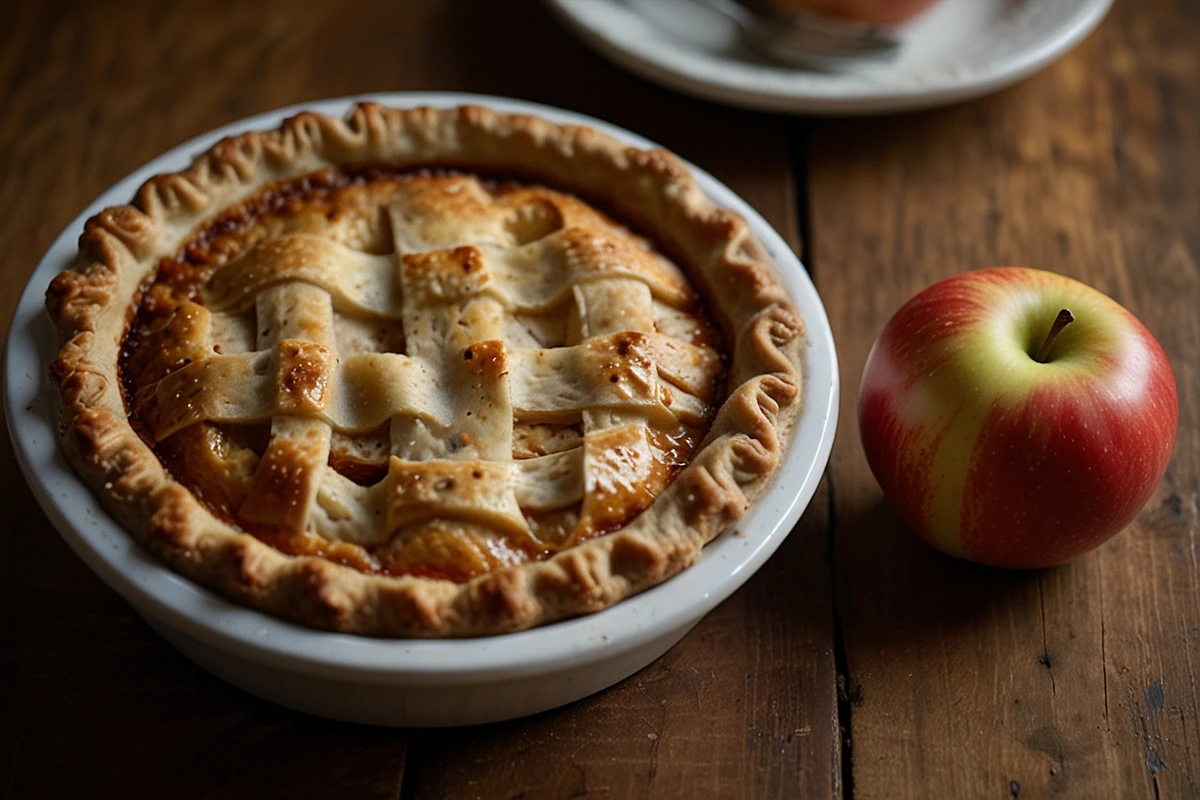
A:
[46,104,805,637]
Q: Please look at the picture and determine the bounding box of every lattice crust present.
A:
[47,104,806,637]
[130,176,724,578]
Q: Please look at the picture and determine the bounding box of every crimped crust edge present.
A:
[46,103,807,637]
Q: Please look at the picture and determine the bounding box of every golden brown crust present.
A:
[46,103,806,637]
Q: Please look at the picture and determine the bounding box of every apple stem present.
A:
[1036,309,1075,363]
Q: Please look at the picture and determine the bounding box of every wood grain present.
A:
[809,0,1200,796]
[0,1,837,798]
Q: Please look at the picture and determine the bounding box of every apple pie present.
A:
[47,104,804,636]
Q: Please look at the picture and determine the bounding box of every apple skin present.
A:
[858,267,1178,568]
[763,0,939,26]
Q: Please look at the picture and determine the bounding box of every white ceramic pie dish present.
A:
[5,93,838,726]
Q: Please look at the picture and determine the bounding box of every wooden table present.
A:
[2,0,1196,796]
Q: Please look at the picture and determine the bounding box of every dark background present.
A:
[1,0,1197,797]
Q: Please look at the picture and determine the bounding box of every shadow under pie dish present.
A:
[45,102,805,638]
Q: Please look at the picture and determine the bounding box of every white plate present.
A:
[5,92,838,726]
[543,0,1112,114]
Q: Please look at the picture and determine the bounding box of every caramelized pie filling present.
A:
[121,167,726,582]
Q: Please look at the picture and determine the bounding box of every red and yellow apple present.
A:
[858,267,1178,568]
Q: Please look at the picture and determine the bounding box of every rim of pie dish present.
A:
[8,94,838,672]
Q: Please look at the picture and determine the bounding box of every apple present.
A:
[858,267,1178,568]
[761,0,939,26]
